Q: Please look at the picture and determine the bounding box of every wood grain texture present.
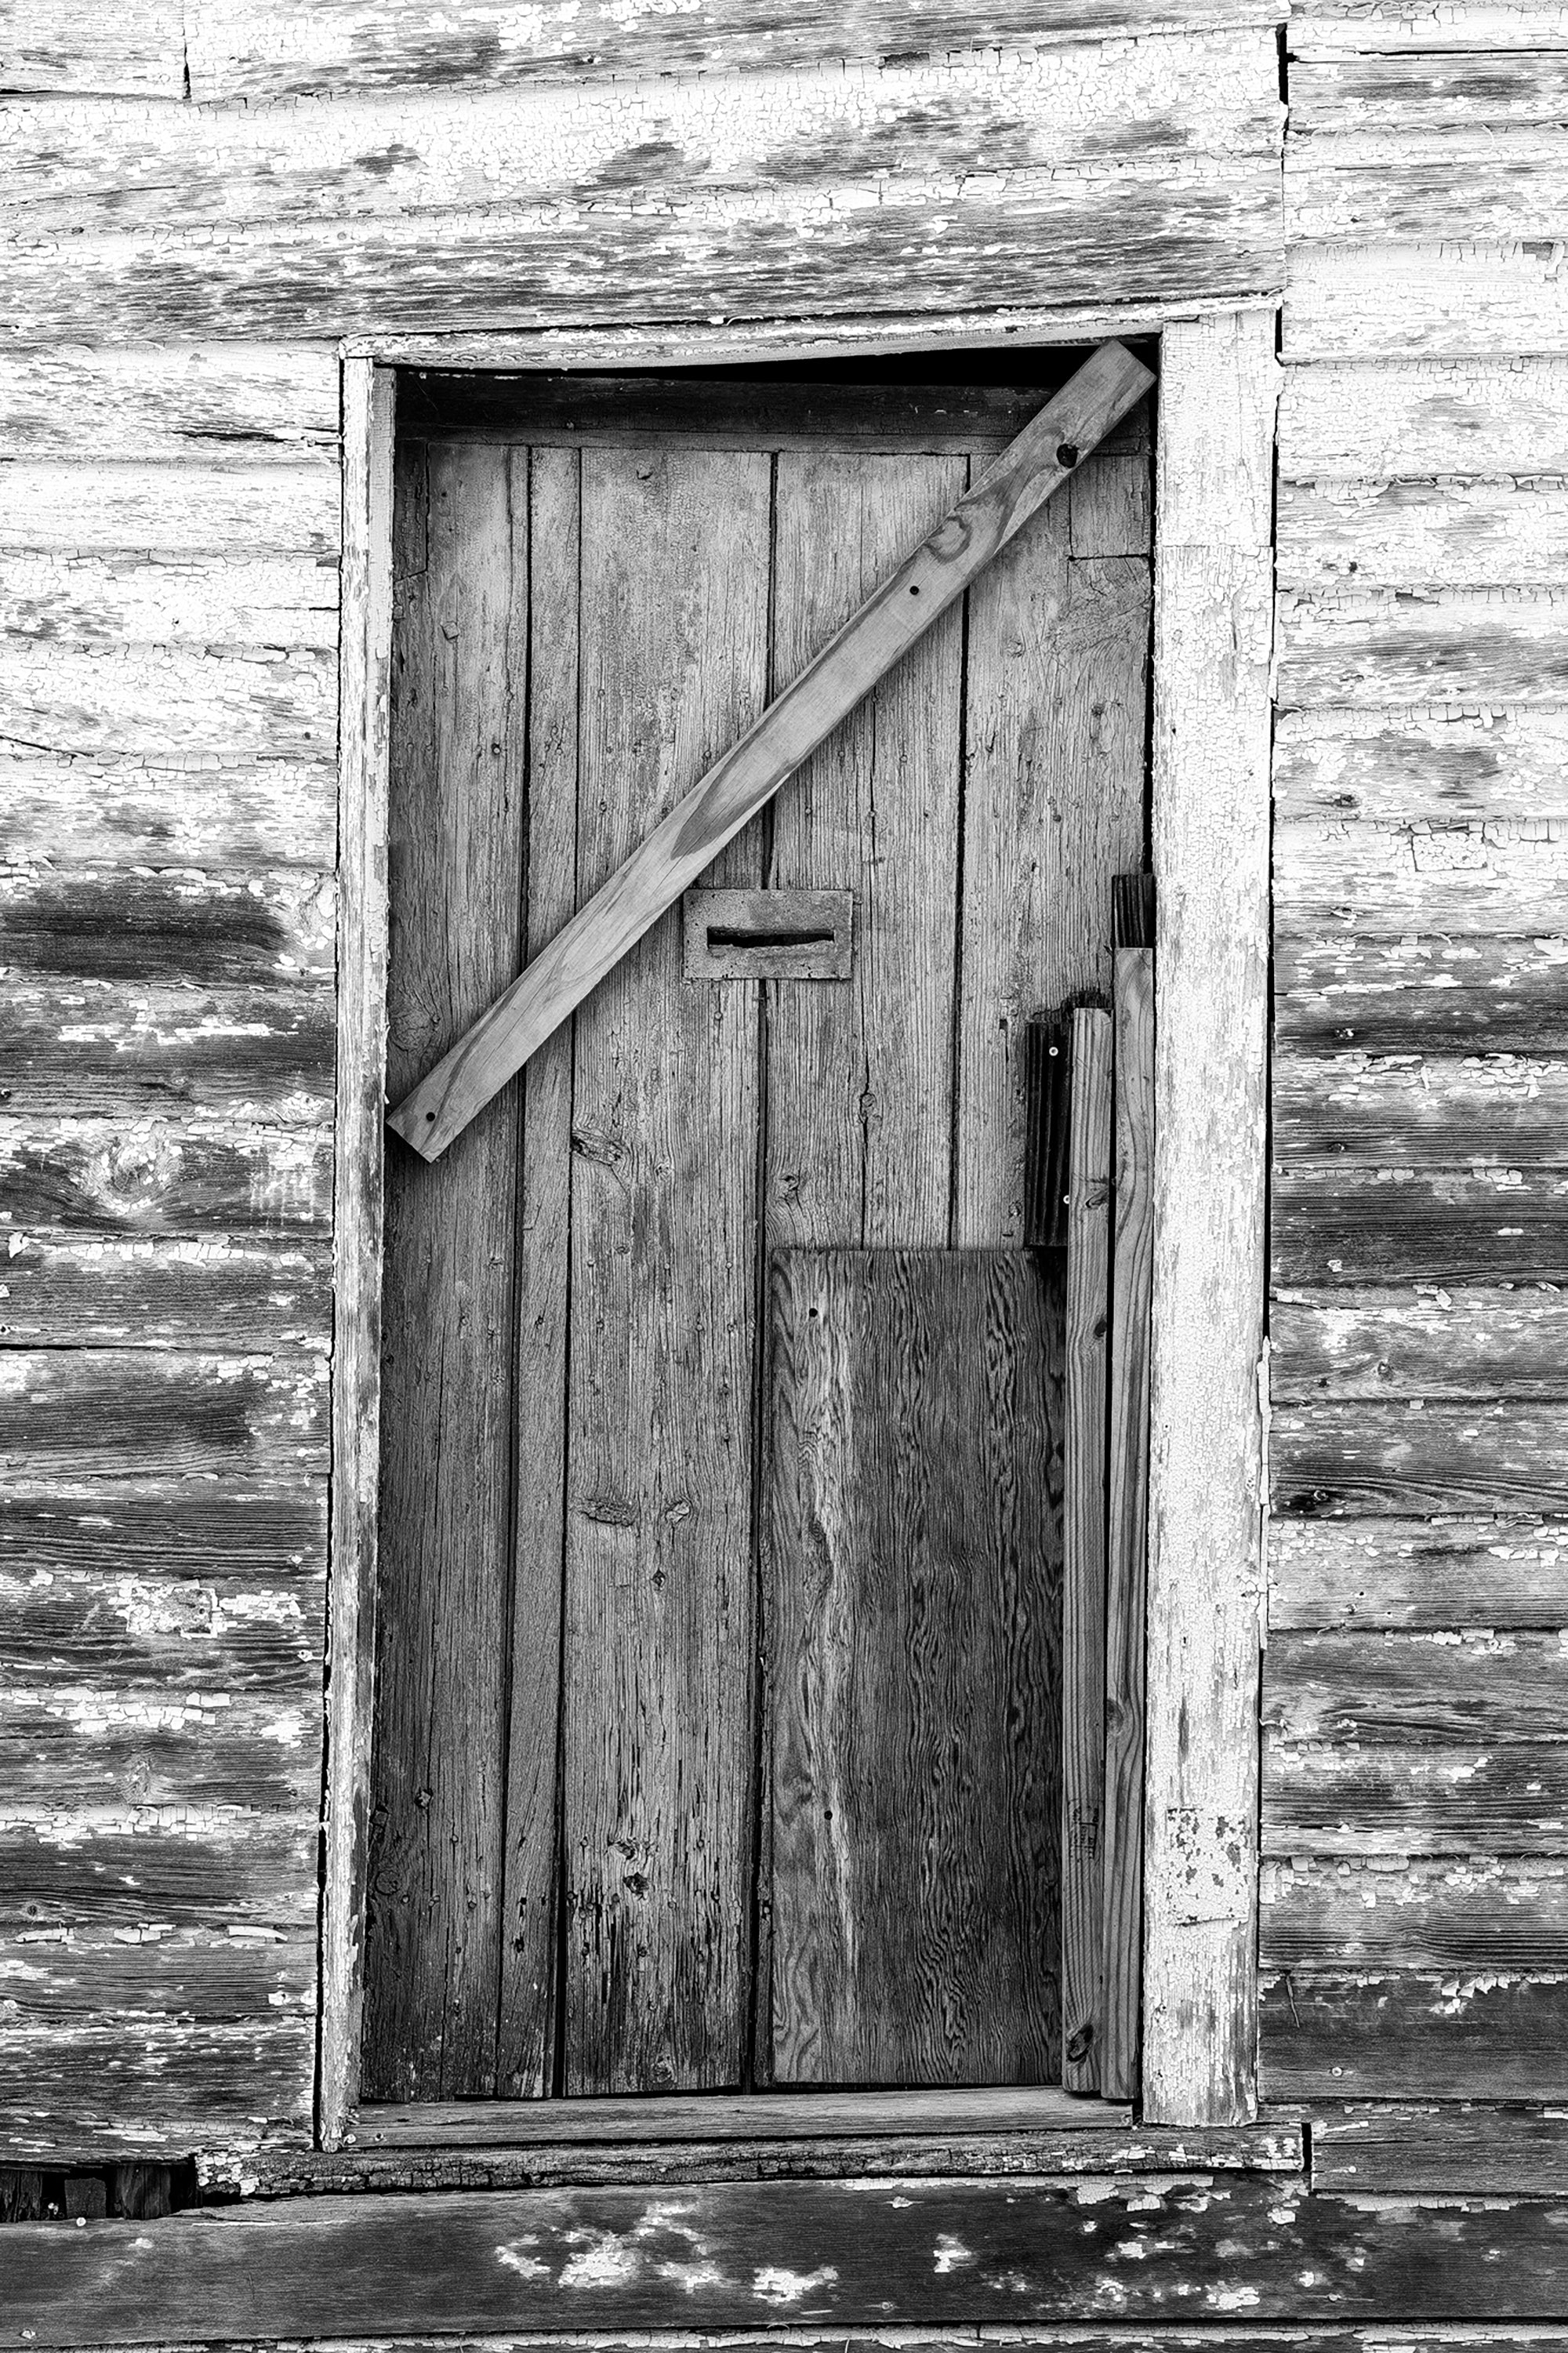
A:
[1062,1008,1112,2095]
[495,445,576,2102]
[1281,356,1568,481]
[1142,310,1274,2128]
[953,505,1151,1244]
[1272,1290,1568,1403]
[182,0,1287,99]
[764,448,964,1253]
[0,462,339,555]
[319,358,394,2149]
[0,753,338,873]
[0,1350,326,1485]
[1263,1854,1568,1974]
[363,438,524,2102]
[390,344,1152,1158]
[0,642,334,763]
[2,45,1282,343]
[1315,2104,1568,2195]
[0,346,338,464]
[1287,240,1568,359]
[1267,1628,1568,1743]
[0,1236,331,1352]
[0,982,333,1124]
[561,445,768,2096]
[1273,1403,1568,1517]
[36,2174,1568,2334]
[766,1250,1062,2088]
[1276,587,1568,710]
[362,2084,1123,2149]
[1276,808,1568,935]
[1292,2,1568,53]
[1272,1165,1568,1289]
[1279,479,1568,590]
[1270,1512,1568,1629]
[1265,1734,1568,1856]
[0,1119,334,1240]
[1272,710,1568,827]
[1274,1052,1568,1167]
[1101,948,1155,2102]
[1261,1973,1568,2103]
[1277,934,1568,1056]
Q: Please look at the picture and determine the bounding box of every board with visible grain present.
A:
[766,1249,1062,2088]
[361,440,526,2101]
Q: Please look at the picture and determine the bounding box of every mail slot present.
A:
[682,888,855,982]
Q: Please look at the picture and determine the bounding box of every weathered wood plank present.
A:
[1261,1974,1568,2103]
[0,553,339,653]
[1265,1734,1568,1854]
[1291,2,1568,54]
[0,1120,334,1239]
[1289,132,1568,249]
[0,1236,329,1352]
[1142,309,1274,2128]
[1315,2104,1568,2195]
[1276,587,1568,710]
[1273,710,1568,826]
[363,439,524,2103]
[561,445,768,2095]
[318,357,393,2149]
[1262,1856,1568,1973]
[1277,935,1568,1057]
[1272,1402,1568,1516]
[0,462,339,555]
[34,2173,1568,2333]
[365,2086,1117,2151]
[1062,1008,1112,2096]
[0,347,337,465]
[0,2017,314,2160]
[0,753,338,873]
[767,1251,1062,2088]
[0,643,335,761]
[0,1351,327,1487]
[764,448,965,1251]
[494,442,575,2104]
[1279,481,1568,591]
[0,3,185,98]
[1274,1053,1568,1167]
[1287,241,1568,360]
[183,0,1287,100]
[1272,1290,1568,1404]
[0,868,333,983]
[392,346,1151,1160]
[1273,1164,1568,1288]
[1270,1512,1568,1629]
[954,546,1150,1244]
[209,2118,1302,2199]
[1280,358,1568,481]
[1265,1628,1568,1742]
[0,981,336,1124]
[0,1924,317,2026]
[0,1563,321,1686]
[0,1686,323,1821]
[0,1487,325,1581]
[1294,53,1568,136]
[1102,945,1154,2104]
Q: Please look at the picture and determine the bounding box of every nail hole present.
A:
[1056,441,1079,467]
[909,583,920,596]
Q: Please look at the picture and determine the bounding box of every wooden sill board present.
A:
[354,2084,1128,2149]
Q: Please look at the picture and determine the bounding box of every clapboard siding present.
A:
[1288,242,1568,358]
[0,347,339,464]
[1272,1291,1568,1400]
[0,1238,332,1351]
[1274,709,1568,822]
[1272,1514,1568,1628]
[0,755,338,873]
[1281,357,1568,477]
[1276,935,1568,1055]
[180,0,1286,100]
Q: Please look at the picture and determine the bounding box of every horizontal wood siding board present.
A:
[0,870,330,985]
[0,1352,328,1485]
[1287,241,1568,359]
[1270,1512,1568,1630]
[1272,710,1568,826]
[208,2120,1304,2198]
[1272,1402,1568,1516]
[361,2085,1127,2149]
[31,2175,1568,2329]
[0,347,339,463]
[1261,1856,1568,1972]
[1274,1055,1568,1168]
[0,644,334,761]
[1280,357,1568,481]
[183,0,1287,99]
[0,989,334,1124]
[0,552,339,654]
[0,463,339,555]
[1279,480,1568,590]
[0,756,339,873]
[0,1487,326,1579]
[0,1700,323,1821]
[1264,1736,1568,1855]
[1277,935,1568,1057]
[0,1563,324,1687]
[0,1122,334,1240]
[1261,1974,1568,2103]
[1265,1629,1568,1742]
[1291,3,1568,55]
[0,1237,331,1352]
[1288,136,1568,249]
[0,2,185,98]
[1276,588,1568,710]
[1314,2104,1568,2195]
[0,2019,314,2161]
[1294,52,1568,136]
[1272,1291,1568,1403]
[1272,1167,1568,1289]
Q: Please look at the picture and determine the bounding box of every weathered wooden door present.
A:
[363,367,1151,2103]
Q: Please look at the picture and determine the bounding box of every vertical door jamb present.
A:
[321,356,397,2150]
[1142,307,1277,2127]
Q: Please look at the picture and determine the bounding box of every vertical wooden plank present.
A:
[1102,940,1156,2104]
[1061,1005,1113,2095]
[1142,309,1276,2127]
[954,461,1150,1247]
[495,445,577,2099]
[362,439,526,2100]
[321,356,394,2151]
[768,1248,1062,2088]
[765,451,965,1252]
[562,446,770,2095]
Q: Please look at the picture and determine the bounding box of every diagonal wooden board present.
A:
[387,339,1156,1160]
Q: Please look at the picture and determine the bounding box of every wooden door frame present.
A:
[325,306,1276,2151]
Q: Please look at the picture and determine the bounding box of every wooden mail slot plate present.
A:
[683,888,854,982]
